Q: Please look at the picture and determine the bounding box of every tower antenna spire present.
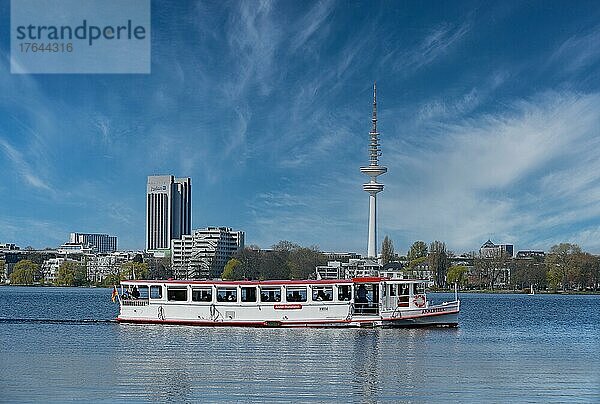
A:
[360,82,387,258]
[372,82,377,134]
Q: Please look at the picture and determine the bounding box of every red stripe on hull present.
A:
[117,309,459,328]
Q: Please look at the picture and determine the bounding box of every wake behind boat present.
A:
[115,277,460,328]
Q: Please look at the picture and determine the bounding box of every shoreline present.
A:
[2,283,600,295]
[434,289,600,295]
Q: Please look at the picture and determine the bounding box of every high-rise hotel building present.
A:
[146,175,191,251]
[69,232,117,253]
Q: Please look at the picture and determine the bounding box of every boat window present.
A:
[241,286,257,302]
[260,287,281,302]
[167,287,188,302]
[312,286,333,301]
[192,287,212,302]
[416,283,426,294]
[286,286,307,302]
[135,285,149,299]
[217,287,237,302]
[400,284,410,296]
[150,285,162,299]
[337,285,352,301]
[389,284,396,297]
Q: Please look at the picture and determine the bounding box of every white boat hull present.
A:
[117,300,460,328]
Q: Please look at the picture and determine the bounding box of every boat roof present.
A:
[120,277,429,286]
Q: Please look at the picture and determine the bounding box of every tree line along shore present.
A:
[3,239,599,294]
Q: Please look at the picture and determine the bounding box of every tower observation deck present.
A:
[360,83,387,258]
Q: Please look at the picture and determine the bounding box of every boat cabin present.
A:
[118,277,429,314]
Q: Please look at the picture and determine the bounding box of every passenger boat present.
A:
[115,277,460,328]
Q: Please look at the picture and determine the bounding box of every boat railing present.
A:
[382,295,410,309]
[122,298,149,307]
[353,302,379,315]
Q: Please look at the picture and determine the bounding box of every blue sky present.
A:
[2,0,600,255]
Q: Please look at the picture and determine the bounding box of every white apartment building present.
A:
[172,227,244,279]
[42,257,84,283]
[86,252,138,283]
[42,257,65,283]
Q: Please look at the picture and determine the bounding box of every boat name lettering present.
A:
[421,307,446,314]
[274,304,302,310]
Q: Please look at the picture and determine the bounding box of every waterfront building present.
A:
[41,257,78,283]
[171,227,244,279]
[322,252,362,262]
[360,83,387,258]
[146,175,191,251]
[57,242,94,255]
[480,239,514,258]
[516,250,545,259]
[69,232,117,253]
[316,261,345,279]
[86,251,138,283]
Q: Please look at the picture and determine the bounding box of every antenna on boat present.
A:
[454,282,458,302]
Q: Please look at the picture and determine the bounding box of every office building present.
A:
[146,175,191,251]
[69,232,117,253]
[172,227,244,279]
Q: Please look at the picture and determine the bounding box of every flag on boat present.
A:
[111,286,118,303]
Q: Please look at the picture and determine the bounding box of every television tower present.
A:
[360,83,387,258]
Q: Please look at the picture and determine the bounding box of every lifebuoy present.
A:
[413,294,426,308]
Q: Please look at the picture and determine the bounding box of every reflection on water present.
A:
[1,288,599,402]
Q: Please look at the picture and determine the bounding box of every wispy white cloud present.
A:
[380,91,600,252]
[550,24,600,73]
[288,0,334,53]
[223,0,281,98]
[0,137,52,192]
[392,21,471,73]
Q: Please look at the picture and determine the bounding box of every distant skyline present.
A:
[2,1,600,254]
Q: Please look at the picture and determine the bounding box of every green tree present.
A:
[260,250,290,280]
[222,258,242,280]
[447,265,468,287]
[103,273,122,287]
[381,236,395,265]
[407,241,428,261]
[234,247,262,280]
[405,256,428,278]
[147,256,173,280]
[56,261,88,286]
[288,247,325,279]
[429,241,449,288]
[9,260,41,285]
[545,243,582,291]
[121,262,149,280]
[272,240,300,253]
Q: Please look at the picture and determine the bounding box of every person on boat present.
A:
[356,285,368,303]
[131,286,140,299]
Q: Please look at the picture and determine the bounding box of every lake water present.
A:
[0,287,598,402]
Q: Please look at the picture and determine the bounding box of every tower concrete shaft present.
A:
[360,83,387,258]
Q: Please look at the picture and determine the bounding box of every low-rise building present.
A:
[480,239,514,258]
[86,251,138,283]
